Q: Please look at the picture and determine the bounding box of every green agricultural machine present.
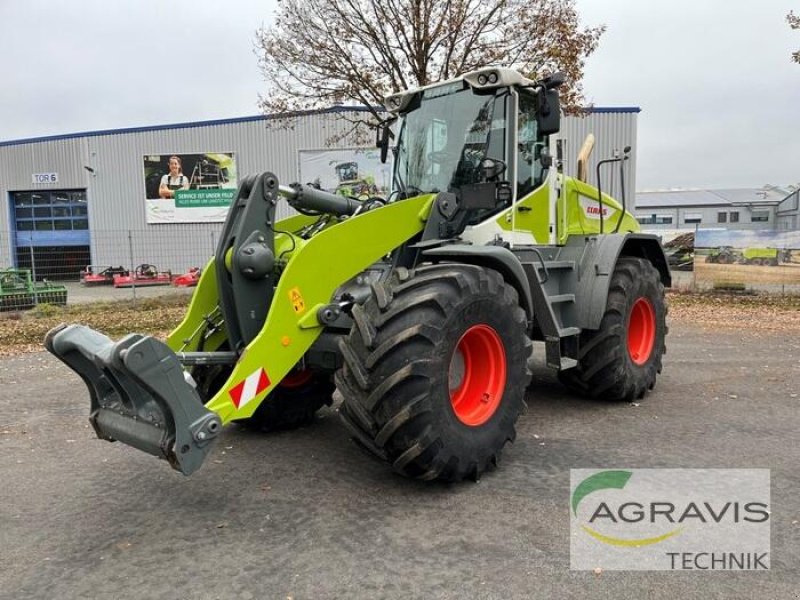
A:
[739,247,780,266]
[1,268,67,312]
[334,161,379,199]
[705,246,739,264]
[706,246,790,267]
[46,67,670,482]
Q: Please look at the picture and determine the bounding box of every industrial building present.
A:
[1,106,639,279]
[635,186,799,240]
[777,188,800,231]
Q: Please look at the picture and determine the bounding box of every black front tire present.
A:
[193,360,333,432]
[237,373,334,432]
[336,264,532,482]
[558,257,667,402]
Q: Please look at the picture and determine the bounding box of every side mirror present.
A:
[376,120,394,164]
[536,88,561,136]
[541,71,566,90]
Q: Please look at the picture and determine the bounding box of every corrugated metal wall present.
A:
[0,138,93,266]
[0,109,638,269]
[558,111,638,202]
[82,113,363,270]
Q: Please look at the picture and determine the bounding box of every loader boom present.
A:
[198,175,433,424]
[47,171,433,474]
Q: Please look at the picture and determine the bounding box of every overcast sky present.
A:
[1,0,798,190]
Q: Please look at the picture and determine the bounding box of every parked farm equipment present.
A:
[1,269,67,312]
[112,264,173,288]
[173,267,202,287]
[80,265,130,285]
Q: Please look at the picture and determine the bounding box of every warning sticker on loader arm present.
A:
[229,367,271,409]
[289,287,306,314]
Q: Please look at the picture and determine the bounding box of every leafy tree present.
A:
[256,0,604,140]
[789,11,800,64]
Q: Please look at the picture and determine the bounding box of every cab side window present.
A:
[517,92,545,198]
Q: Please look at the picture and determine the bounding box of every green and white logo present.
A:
[570,469,770,571]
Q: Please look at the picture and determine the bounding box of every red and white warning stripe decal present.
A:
[229,367,270,409]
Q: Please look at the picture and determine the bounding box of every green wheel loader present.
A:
[46,67,670,482]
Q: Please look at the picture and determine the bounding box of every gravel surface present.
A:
[62,281,194,304]
[1,318,799,599]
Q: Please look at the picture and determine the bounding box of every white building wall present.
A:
[636,205,778,234]
[776,191,799,230]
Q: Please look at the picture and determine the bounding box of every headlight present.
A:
[488,72,498,84]
[477,74,488,86]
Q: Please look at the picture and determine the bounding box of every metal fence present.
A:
[3,227,220,279]
[1,228,219,310]
[3,225,800,313]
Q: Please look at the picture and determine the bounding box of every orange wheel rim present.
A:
[628,297,656,366]
[448,324,507,426]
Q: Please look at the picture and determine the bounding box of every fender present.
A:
[422,245,534,322]
[572,233,671,331]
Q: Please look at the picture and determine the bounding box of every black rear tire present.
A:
[558,256,667,402]
[336,264,532,482]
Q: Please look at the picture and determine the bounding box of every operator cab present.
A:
[380,67,563,218]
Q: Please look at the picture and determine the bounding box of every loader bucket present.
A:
[45,324,222,475]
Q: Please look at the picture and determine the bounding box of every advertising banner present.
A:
[694,228,800,290]
[298,147,392,199]
[143,152,237,223]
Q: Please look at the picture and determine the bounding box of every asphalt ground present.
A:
[1,321,799,599]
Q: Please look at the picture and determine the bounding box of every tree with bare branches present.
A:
[256,0,604,140]
[789,11,800,64]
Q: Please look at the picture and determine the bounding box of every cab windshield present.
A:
[393,84,508,196]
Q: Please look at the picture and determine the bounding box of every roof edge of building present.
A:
[0,105,376,148]
[583,106,641,114]
[1,105,641,147]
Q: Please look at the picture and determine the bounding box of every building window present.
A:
[751,211,769,222]
[717,212,727,223]
[638,215,656,225]
[730,211,739,223]
[12,190,88,231]
[684,213,702,224]
[637,214,673,225]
